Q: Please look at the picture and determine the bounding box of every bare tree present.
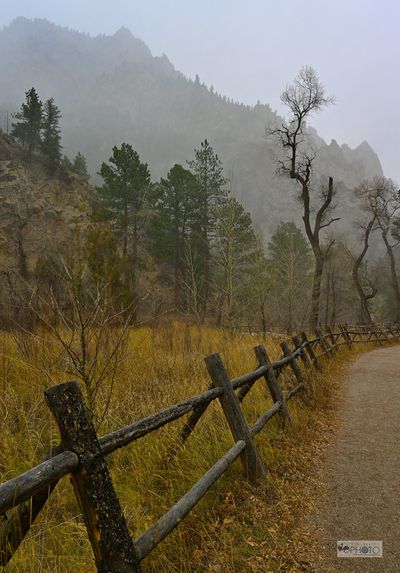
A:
[348,217,377,324]
[181,237,201,319]
[356,176,400,322]
[8,242,135,427]
[250,235,269,338]
[268,66,337,327]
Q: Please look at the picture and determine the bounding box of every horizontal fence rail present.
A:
[0,323,399,571]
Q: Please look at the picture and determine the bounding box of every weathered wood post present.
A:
[337,324,345,346]
[326,326,338,352]
[292,335,310,368]
[45,382,140,573]
[339,325,351,348]
[315,328,332,358]
[301,332,321,371]
[237,380,255,402]
[386,324,394,340]
[280,341,304,383]
[179,387,212,444]
[254,345,292,427]
[205,354,265,484]
[342,325,353,348]
[0,445,62,567]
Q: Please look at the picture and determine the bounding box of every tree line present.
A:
[268,66,400,328]
[5,87,313,332]
[10,87,88,176]
[6,78,400,332]
[90,140,313,329]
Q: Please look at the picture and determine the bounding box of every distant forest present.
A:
[3,78,400,333]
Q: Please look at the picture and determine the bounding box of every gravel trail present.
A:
[311,345,400,572]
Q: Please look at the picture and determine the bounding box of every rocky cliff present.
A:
[0,133,90,276]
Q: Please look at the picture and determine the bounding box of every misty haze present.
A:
[0,2,399,572]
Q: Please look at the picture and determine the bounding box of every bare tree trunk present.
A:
[351,218,376,324]
[382,230,400,322]
[324,269,330,325]
[310,256,324,328]
[202,237,210,322]
[17,230,28,279]
[301,177,337,329]
[260,301,267,340]
[330,276,337,326]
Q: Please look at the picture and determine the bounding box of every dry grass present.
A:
[0,324,378,572]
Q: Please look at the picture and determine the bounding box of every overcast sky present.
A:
[1,0,399,180]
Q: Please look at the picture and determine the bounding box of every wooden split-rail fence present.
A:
[0,324,399,571]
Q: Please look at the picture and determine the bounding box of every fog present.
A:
[1,0,399,181]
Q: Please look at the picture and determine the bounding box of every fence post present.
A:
[326,326,338,351]
[0,446,63,567]
[301,332,321,371]
[383,326,389,341]
[292,335,310,368]
[280,341,304,383]
[204,354,265,484]
[315,328,331,358]
[343,325,353,348]
[339,325,351,348]
[44,382,140,573]
[179,388,212,444]
[323,328,335,355]
[254,345,292,427]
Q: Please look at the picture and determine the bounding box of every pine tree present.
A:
[187,139,227,317]
[61,154,74,171]
[41,98,62,174]
[149,164,199,309]
[11,87,42,160]
[73,151,89,177]
[97,143,151,315]
[214,197,257,325]
[267,222,313,331]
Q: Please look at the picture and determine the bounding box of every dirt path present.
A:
[309,345,400,572]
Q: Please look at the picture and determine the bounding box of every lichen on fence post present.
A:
[45,381,141,573]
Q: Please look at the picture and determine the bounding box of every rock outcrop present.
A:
[0,133,91,275]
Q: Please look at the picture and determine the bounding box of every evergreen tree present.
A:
[149,164,199,308]
[97,143,151,315]
[73,151,89,177]
[214,197,257,325]
[61,154,74,171]
[41,98,62,173]
[267,222,313,332]
[11,87,42,160]
[187,139,227,317]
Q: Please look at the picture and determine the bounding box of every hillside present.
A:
[0,17,383,237]
[0,133,90,278]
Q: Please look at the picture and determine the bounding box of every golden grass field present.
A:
[0,323,362,572]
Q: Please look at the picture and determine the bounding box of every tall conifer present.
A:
[11,87,42,160]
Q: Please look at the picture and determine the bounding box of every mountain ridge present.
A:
[0,17,383,237]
